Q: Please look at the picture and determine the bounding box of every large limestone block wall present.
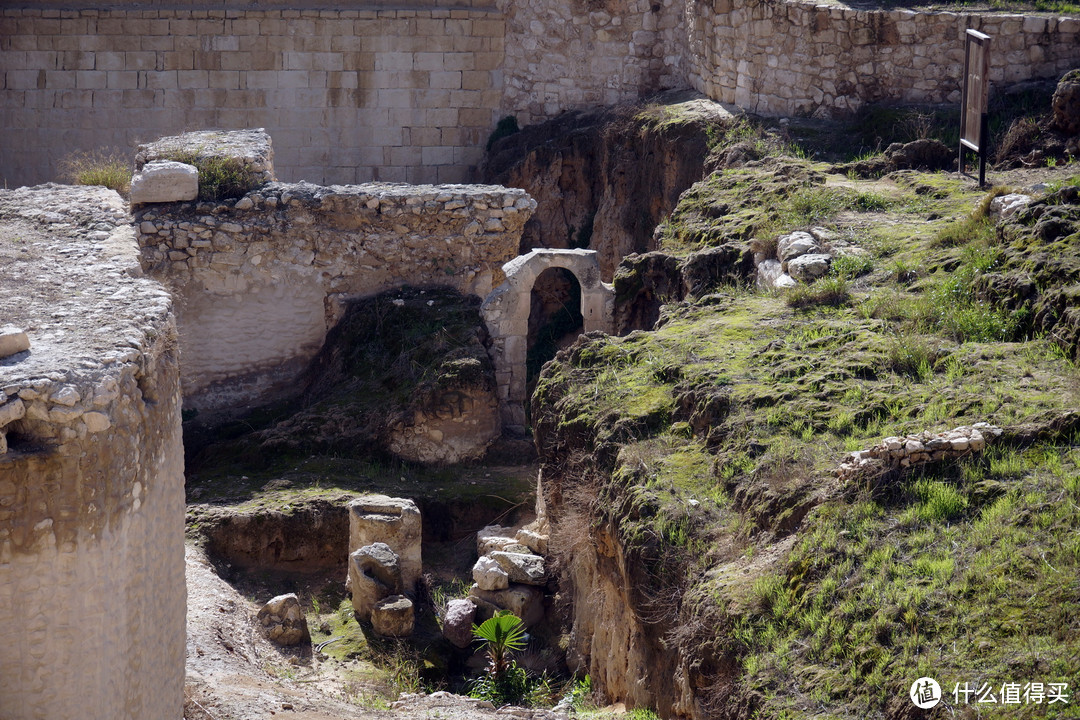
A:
[497,0,691,125]
[686,0,1080,117]
[136,180,536,413]
[0,185,186,720]
[0,3,504,187]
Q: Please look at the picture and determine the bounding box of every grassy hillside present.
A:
[533,131,1080,717]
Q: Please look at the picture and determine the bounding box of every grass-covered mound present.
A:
[532,129,1080,717]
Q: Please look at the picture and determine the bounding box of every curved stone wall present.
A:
[0,185,185,720]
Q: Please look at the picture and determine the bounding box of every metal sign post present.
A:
[959,29,991,187]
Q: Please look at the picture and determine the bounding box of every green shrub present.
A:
[59,148,133,196]
[487,115,520,151]
[912,478,968,523]
[164,150,259,202]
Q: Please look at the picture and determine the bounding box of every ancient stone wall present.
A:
[137,180,536,413]
[497,0,691,126]
[0,185,186,720]
[686,0,1080,118]
[0,4,504,187]
[2,0,1079,188]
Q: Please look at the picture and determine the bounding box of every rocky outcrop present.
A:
[484,91,736,282]
[613,245,756,333]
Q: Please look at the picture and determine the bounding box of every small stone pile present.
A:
[837,422,1003,482]
[257,593,310,646]
[756,227,868,288]
[441,519,551,649]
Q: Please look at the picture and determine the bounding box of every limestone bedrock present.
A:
[0,184,185,720]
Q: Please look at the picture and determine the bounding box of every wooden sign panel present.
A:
[960,29,991,152]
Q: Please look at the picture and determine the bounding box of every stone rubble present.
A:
[837,422,1003,482]
[756,226,856,289]
[256,593,310,647]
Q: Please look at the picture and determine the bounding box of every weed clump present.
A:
[161,150,260,202]
[59,148,133,196]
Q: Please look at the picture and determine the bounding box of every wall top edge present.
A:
[2,1,500,12]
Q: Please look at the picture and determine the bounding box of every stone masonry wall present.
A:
[497,0,691,126]
[0,5,504,187]
[686,0,1080,118]
[0,185,186,720]
[2,1,1079,189]
[136,181,536,413]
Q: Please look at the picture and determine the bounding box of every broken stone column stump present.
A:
[348,494,422,593]
[348,542,403,621]
[371,595,415,638]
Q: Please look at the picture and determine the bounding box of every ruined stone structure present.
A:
[0,185,186,720]
[3,0,1078,187]
[481,249,615,431]
[135,131,536,413]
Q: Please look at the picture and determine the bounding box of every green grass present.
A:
[162,149,261,201]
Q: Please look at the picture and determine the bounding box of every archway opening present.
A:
[526,267,584,395]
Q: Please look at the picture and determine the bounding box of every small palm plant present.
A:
[470,611,530,704]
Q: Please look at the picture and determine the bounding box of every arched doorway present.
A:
[526,267,584,397]
[480,249,614,435]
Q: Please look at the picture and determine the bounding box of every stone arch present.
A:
[480,249,614,433]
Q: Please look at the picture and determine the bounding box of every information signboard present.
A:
[959,29,991,186]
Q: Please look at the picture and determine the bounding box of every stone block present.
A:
[371,595,414,637]
[348,494,422,592]
[469,583,544,627]
[476,524,518,555]
[489,551,547,586]
[472,556,509,591]
[787,253,831,282]
[129,161,199,205]
[0,327,30,359]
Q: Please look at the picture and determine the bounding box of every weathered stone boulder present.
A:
[348,495,421,593]
[469,584,545,627]
[777,231,818,263]
[0,326,29,359]
[990,193,1033,219]
[756,259,784,289]
[473,556,510,591]
[489,551,547,586]
[442,598,477,649]
[348,542,402,621]
[129,161,199,204]
[1052,69,1080,136]
[257,593,310,646]
[371,595,414,638]
[787,253,832,282]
